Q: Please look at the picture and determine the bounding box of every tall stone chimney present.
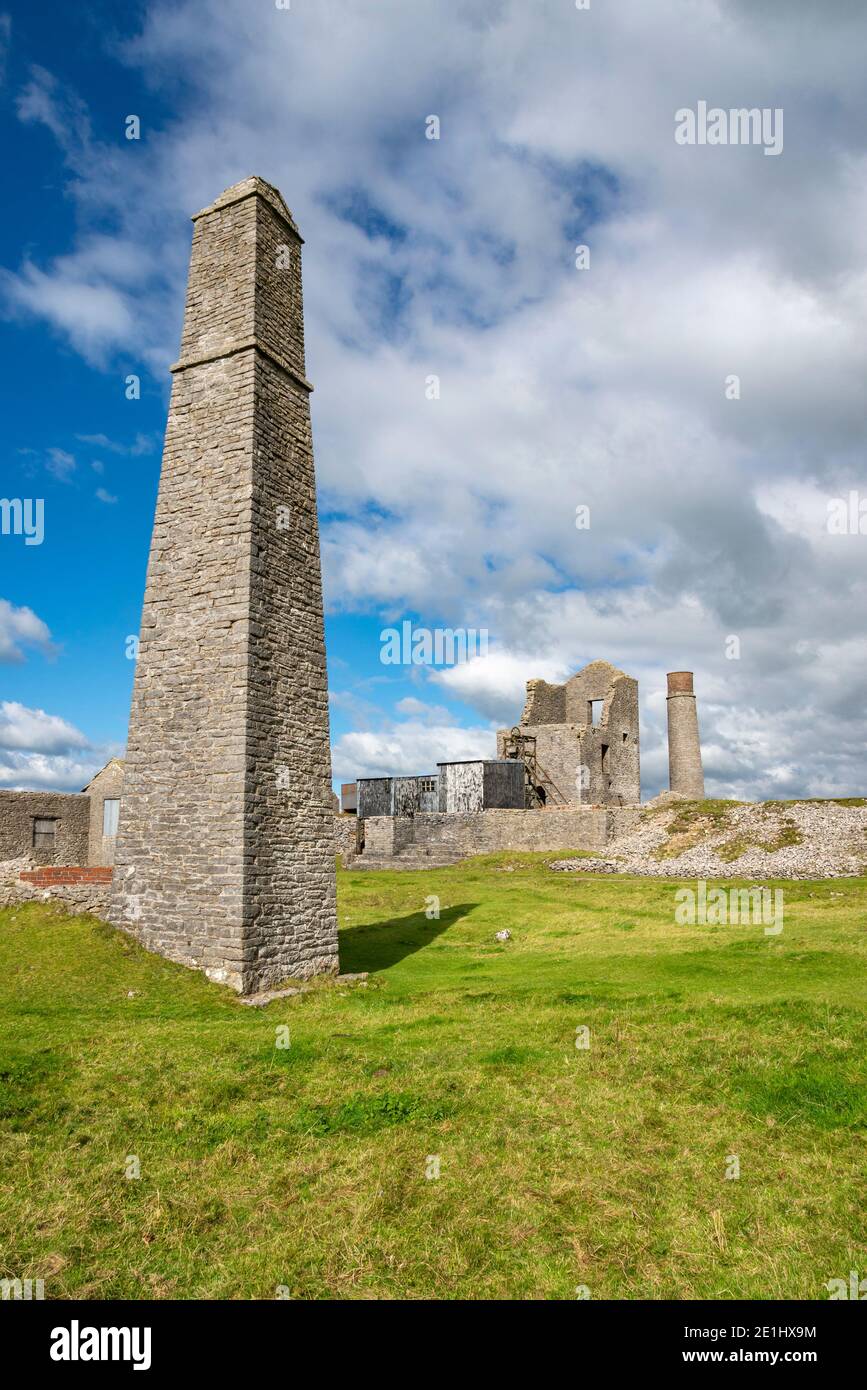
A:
[666,671,705,799]
[110,176,339,993]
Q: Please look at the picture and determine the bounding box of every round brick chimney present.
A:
[666,670,704,798]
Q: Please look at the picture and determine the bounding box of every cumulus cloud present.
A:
[5,0,867,797]
[0,701,89,754]
[0,599,55,663]
[432,650,572,724]
[0,750,102,792]
[394,696,456,725]
[0,701,119,791]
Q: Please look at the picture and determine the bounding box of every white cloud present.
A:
[46,447,76,481]
[16,64,90,152]
[77,431,155,455]
[0,700,89,754]
[432,650,571,724]
[0,750,102,792]
[95,487,118,504]
[0,599,55,663]
[1,257,137,367]
[394,696,456,724]
[0,701,121,792]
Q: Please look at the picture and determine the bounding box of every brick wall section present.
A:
[21,868,112,884]
[0,792,90,866]
[109,177,338,993]
[1,860,111,916]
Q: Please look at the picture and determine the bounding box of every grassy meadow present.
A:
[1,852,865,1300]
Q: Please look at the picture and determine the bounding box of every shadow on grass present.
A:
[338,902,478,974]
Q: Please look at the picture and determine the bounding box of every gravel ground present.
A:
[550,800,867,880]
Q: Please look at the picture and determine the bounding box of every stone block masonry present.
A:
[109,177,339,993]
[83,758,124,866]
[333,815,360,865]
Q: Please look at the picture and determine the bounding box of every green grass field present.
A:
[1,853,865,1300]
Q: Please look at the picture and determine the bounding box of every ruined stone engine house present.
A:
[350,660,703,865]
[496,659,640,809]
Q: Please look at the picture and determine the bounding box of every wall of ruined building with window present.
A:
[84,762,125,867]
[0,791,90,866]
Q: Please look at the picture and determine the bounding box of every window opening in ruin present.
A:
[622,731,628,742]
[601,744,610,778]
[103,799,121,836]
[589,700,603,726]
[33,817,58,849]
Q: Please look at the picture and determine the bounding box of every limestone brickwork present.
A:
[109,176,338,993]
[333,815,359,865]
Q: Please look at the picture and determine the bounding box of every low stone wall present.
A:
[0,860,111,916]
[360,806,636,858]
[361,815,416,857]
[417,807,610,853]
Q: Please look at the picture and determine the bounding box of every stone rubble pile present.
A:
[550,800,867,880]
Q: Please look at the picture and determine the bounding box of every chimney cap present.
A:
[667,670,694,694]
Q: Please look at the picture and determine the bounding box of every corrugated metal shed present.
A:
[357,777,394,818]
[437,759,524,813]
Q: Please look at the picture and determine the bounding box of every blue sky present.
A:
[1,1,165,763]
[0,0,519,790]
[2,0,867,801]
